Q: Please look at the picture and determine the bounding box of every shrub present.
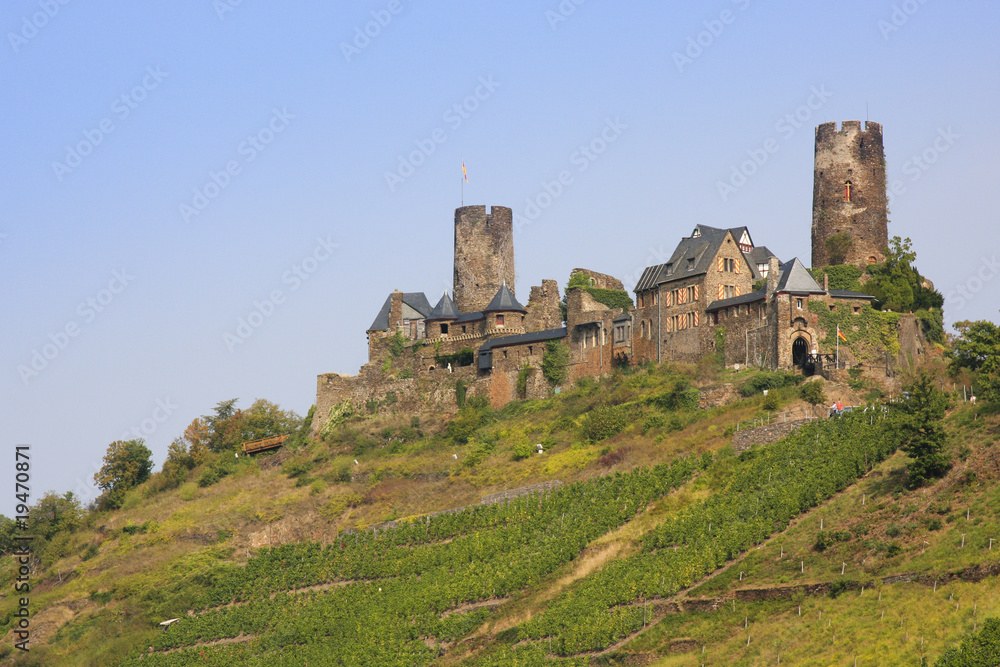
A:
[511,442,533,461]
[435,348,475,368]
[583,404,633,442]
[738,372,803,397]
[761,394,779,411]
[800,381,827,406]
[542,340,569,386]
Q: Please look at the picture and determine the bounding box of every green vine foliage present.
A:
[542,340,569,386]
[809,301,901,363]
[319,400,354,441]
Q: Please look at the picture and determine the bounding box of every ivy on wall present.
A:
[808,301,901,364]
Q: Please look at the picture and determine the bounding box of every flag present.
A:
[837,326,848,342]
[462,161,468,183]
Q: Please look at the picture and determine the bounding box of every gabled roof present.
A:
[425,292,461,322]
[613,312,631,323]
[633,225,752,292]
[706,288,767,312]
[367,292,433,332]
[775,258,825,294]
[483,282,526,313]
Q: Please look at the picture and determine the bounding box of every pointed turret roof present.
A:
[425,292,461,322]
[483,282,526,313]
[775,258,825,294]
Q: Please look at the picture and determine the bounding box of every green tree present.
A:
[541,340,569,386]
[800,381,827,406]
[865,236,944,312]
[161,438,197,487]
[949,317,1000,401]
[935,617,1000,666]
[899,373,951,487]
[94,439,153,509]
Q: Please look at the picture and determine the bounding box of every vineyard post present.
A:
[841,562,845,575]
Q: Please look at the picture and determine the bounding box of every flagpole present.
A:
[836,325,840,369]
[461,157,464,206]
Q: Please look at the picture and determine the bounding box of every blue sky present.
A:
[2,1,998,515]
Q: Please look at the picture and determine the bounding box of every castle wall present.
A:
[570,268,625,291]
[812,121,889,268]
[524,279,562,332]
[453,205,514,313]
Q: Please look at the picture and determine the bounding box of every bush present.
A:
[542,340,569,386]
[583,404,633,442]
[511,442,533,461]
[800,381,827,406]
[435,348,475,368]
[738,372,802,397]
[761,394,779,411]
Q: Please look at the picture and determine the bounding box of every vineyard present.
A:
[116,410,907,665]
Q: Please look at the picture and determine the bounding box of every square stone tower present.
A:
[453,205,514,313]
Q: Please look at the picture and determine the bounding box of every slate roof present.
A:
[633,225,758,292]
[477,328,568,370]
[828,289,876,300]
[613,312,631,323]
[453,311,484,324]
[483,282,526,313]
[774,258,825,294]
[367,292,433,332]
[425,292,461,321]
[706,288,767,312]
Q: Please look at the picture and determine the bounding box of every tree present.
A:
[865,236,943,312]
[949,317,1000,401]
[94,439,153,509]
[161,438,197,487]
[542,340,569,386]
[898,373,951,487]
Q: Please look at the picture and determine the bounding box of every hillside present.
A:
[2,364,997,665]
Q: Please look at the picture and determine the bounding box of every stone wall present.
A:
[731,418,816,452]
[524,279,562,332]
[812,121,888,268]
[570,267,624,291]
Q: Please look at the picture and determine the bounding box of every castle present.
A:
[313,121,913,431]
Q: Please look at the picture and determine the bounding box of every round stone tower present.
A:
[811,121,889,269]
[453,205,514,313]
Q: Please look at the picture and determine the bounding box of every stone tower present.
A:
[453,205,515,313]
[811,121,889,268]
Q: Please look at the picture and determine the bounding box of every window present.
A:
[722,285,737,299]
[796,298,804,309]
[844,180,852,202]
[829,305,836,312]
[441,324,449,335]
[853,306,862,314]
[496,314,505,326]
[711,312,719,325]
[461,325,467,333]
[615,325,626,343]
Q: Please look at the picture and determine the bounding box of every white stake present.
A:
[962,534,966,548]
[842,562,846,575]
[801,560,804,573]
[821,519,824,530]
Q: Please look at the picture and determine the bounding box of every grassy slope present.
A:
[0,366,995,665]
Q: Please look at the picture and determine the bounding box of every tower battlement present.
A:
[811,121,888,268]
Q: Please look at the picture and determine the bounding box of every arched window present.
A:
[844,180,852,202]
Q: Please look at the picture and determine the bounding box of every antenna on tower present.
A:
[866,102,869,122]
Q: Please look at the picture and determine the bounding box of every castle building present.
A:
[313,121,907,431]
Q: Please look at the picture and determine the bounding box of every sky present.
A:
[2,1,998,516]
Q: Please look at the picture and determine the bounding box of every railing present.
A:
[241,434,290,454]
[734,405,826,432]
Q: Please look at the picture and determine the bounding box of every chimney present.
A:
[766,257,780,298]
